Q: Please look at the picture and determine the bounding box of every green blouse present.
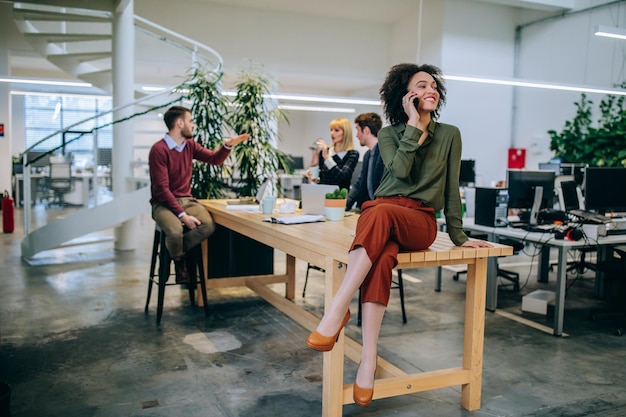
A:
[375,121,469,246]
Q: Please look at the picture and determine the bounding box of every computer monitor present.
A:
[538,162,560,175]
[286,155,304,171]
[560,163,586,186]
[584,167,626,213]
[459,159,475,186]
[559,180,581,211]
[506,169,556,210]
[25,151,50,168]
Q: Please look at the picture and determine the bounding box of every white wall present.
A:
[135,0,392,97]
[438,1,518,185]
[514,2,626,171]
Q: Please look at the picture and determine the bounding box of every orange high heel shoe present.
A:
[306,310,350,352]
[353,360,376,407]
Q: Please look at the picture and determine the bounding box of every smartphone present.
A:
[413,97,420,109]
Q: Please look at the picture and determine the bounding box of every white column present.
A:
[112,0,137,251]
[0,39,11,194]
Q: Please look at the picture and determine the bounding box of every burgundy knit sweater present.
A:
[149,138,231,215]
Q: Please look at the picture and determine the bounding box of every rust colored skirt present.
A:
[350,196,437,306]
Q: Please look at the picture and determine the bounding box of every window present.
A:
[25,94,113,154]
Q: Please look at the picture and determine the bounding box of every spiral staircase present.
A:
[11,1,223,259]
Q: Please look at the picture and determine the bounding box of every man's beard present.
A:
[182,128,193,139]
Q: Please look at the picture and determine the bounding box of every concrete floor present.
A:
[1,206,626,417]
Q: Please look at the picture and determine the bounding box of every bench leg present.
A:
[461,258,487,411]
[322,260,346,417]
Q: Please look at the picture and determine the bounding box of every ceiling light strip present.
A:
[0,77,92,87]
[594,25,626,40]
[444,75,626,96]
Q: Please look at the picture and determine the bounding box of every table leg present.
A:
[485,231,498,311]
[594,246,610,298]
[538,245,550,283]
[435,266,442,292]
[322,259,346,417]
[553,247,568,336]
[285,254,296,300]
[461,257,487,410]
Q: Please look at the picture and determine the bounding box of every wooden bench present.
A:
[199,200,513,416]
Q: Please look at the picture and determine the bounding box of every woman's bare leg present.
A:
[356,301,385,388]
[315,247,372,336]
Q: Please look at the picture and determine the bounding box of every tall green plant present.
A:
[227,68,290,197]
[548,84,626,167]
[181,66,230,199]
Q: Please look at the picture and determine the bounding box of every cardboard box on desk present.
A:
[522,290,555,315]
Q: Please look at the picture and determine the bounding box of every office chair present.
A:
[589,247,626,336]
[46,162,73,207]
[553,179,597,275]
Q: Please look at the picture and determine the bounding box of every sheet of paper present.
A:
[264,215,325,224]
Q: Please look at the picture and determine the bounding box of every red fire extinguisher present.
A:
[2,190,14,234]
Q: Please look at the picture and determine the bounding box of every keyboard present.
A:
[569,209,611,224]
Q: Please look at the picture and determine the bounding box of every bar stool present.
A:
[302,263,407,325]
[144,225,209,325]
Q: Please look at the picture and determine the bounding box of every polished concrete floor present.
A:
[1,206,626,417]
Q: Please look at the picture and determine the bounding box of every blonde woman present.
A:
[311,117,359,190]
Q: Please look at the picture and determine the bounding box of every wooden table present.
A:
[199,199,513,416]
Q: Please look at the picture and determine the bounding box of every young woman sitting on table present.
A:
[307,117,359,191]
[306,63,492,407]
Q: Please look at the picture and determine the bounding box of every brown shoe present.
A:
[174,259,190,284]
[353,360,376,407]
[306,310,350,351]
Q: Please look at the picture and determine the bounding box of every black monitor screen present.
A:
[286,155,304,171]
[459,159,475,186]
[506,169,556,210]
[26,151,50,168]
[584,167,626,213]
[560,180,580,211]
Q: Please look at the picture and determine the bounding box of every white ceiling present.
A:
[3,0,592,95]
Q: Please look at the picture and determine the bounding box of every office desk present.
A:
[199,200,512,416]
[462,219,626,336]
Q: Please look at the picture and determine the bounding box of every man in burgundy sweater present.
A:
[149,106,249,283]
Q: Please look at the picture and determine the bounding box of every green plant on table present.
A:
[325,188,348,199]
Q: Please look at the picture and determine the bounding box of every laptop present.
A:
[300,183,338,215]
[227,180,270,205]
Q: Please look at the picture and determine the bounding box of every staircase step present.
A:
[48,51,111,63]
[79,69,112,91]
[24,33,111,43]
[14,9,111,23]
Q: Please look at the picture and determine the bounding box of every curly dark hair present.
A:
[379,63,446,125]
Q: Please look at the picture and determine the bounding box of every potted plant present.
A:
[548,86,626,167]
[227,67,291,198]
[324,188,348,221]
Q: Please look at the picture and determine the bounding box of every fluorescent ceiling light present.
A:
[594,25,626,40]
[444,74,626,96]
[0,76,91,87]
[142,86,166,92]
[278,104,355,113]
[11,90,110,99]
